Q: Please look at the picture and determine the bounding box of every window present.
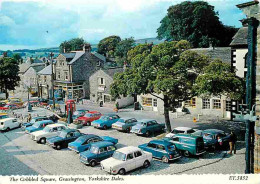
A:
[191,98,196,108]
[53,127,58,132]
[187,129,195,134]
[153,98,157,107]
[157,145,165,150]
[108,146,116,151]
[172,137,180,142]
[134,151,142,157]
[99,147,108,153]
[57,72,60,79]
[44,76,47,83]
[142,97,152,106]
[213,99,221,109]
[127,153,134,160]
[99,78,105,85]
[147,143,157,148]
[202,99,210,109]
[226,100,231,111]
[64,72,68,80]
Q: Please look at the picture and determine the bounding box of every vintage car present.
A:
[0,118,20,131]
[68,134,118,153]
[92,114,120,129]
[138,139,181,163]
[76,111,102,126]
[165,127,198,138]
[130,119,165,137]
[101,146,152,175]
[31,123,67,144]
[192,129,231,150]
[72,109,89,120]
[0,102,6,107]
[24,120,54,134]
[164,134,205,157]
[0,104,19,110]
[21,116,49,130]
[80,141,117,167]
[0,113,8,120]
[112,118,138,133]
[46,129,82,150]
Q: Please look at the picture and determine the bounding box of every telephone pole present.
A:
[50,52,55,109]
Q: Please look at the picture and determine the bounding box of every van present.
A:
[164,134,205,157]
[0,118,21,131]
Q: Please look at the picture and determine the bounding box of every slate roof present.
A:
[103,67,124,78]
[190,47,231,64]
[230,27,248,47]
[33,58,44,64]
[30,63,46,73]
[68,51,85,64]
[38,65,52,75]
[19,63,30,73]
[61,53,76,59]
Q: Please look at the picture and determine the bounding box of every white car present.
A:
[100,146,152,175]
[0,118,20,131]
[165,127,198,138]
[31,123,67,144]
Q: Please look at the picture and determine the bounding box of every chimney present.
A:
[83,44,91,53]
[209,41,214,50]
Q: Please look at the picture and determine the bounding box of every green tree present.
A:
[114,37,135,66]
[111,40,244,132]
[97,36,121,57]
[157,1,238,48]
[12,53,23,64]
[59,38,89,53]
[0,57,20,99]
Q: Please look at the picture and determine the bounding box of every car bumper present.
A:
[100,165,117,175]
[112,126,124,131]
[92,124,101,128]
[169,155,181,161]
[80,157,89,164]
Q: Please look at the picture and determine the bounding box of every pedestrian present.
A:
[27,113,32,123]
[229,131,237,154]
[115,102,119,113]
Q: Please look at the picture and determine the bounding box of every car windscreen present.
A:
[203,133,213,139]
[33,122,42,128]
[136,121,145,126]
[117,119,125,123]
[74,136,86,144]
[84,113,93,117]
[112,151,126,161]
[43,126,51,132]
[167,144,176,151]
[90,146,99,154]
[100,116,109,120]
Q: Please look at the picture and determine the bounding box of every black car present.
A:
[46,129,82,150]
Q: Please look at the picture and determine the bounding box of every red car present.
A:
[0,104,19,110]
[76,111,102,126]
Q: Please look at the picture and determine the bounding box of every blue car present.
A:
[80,141,117,167]
[25,120,54,134]
[21,116,49,130]
[138,139,181,163]
[68,134,118,153]
[92,114,120,130]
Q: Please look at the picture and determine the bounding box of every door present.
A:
[152,98,158,112]
[134,150,144,168]
[125,153,135,171]
[156,144,167,159]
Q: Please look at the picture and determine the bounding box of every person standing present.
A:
[27,113,32,123]
[229,131,237,154]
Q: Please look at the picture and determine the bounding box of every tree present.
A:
[114,37,135,66]
[111,40,244,132]
[59,38,89,53]
[157,1,238,48]
[97,36,121,57]
[12,53,23,64]
[0,57,20,99]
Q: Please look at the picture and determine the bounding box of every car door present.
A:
[49,127,58,137]
[98,147,110,162]
[125,153,135,171]
[107,145,116,157]
[134,150,144,168]
[156,144,167,159]
[170,137,181,150]
[145,143,157,158]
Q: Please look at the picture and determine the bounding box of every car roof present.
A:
[119,117,136,121]
[116,146,141,154]
[175,133,200,139]
[150,139,173,146]
[62,129,78,133]
[46,123,65,128]
[90,141,114,147]
[38,120,53,123]
[203,129,225,134]
[78,134,99,140]
[138,119,156,123]
[174,127,193,131]
[102,113,117,117]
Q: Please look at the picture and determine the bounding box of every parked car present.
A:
[68,134,118,153]
[165,127,198,138]
[75,111,101,126]
[72,109,89,120]
[38,98,49,106]
[24,120,54,134]
[92,114,120,129]
[164,134,205,157]
[27,99,39,107]
[192,129,230,150]
[112,118,137,133]
[46,129,82,150]
[138,139,181,163]
[0,102,6,107]
[0,113,8,120]
[0,104,19,110]
[101,146,152,175]
[130,119,165,137]
[80,141,117,167]
[0,118,21,131]
[31,123,67,144]
[21,116,49,130]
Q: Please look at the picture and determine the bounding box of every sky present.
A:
[0,0,249,51]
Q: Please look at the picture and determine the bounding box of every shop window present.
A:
[213,99,221,109]
[202,99,210,109]
[142,97,152,106]
[153,99,157,107]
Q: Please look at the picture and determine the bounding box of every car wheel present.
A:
[40,138,46,144]
[162,156,169,163]
[183,150,190,157]
[103,125,107,130]
[90,160,97,167]
[143,160,150,168]
[87,122,91,126]
[56,144,61,150]
[145,131,151,137]
[118,168,126,175]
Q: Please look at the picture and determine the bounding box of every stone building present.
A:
[53,45,105,100]
[89,68,134,108]
[37,64,52,98]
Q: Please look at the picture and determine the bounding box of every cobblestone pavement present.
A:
[0,105,246,175]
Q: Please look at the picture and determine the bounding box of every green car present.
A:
[164,134,205,157]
